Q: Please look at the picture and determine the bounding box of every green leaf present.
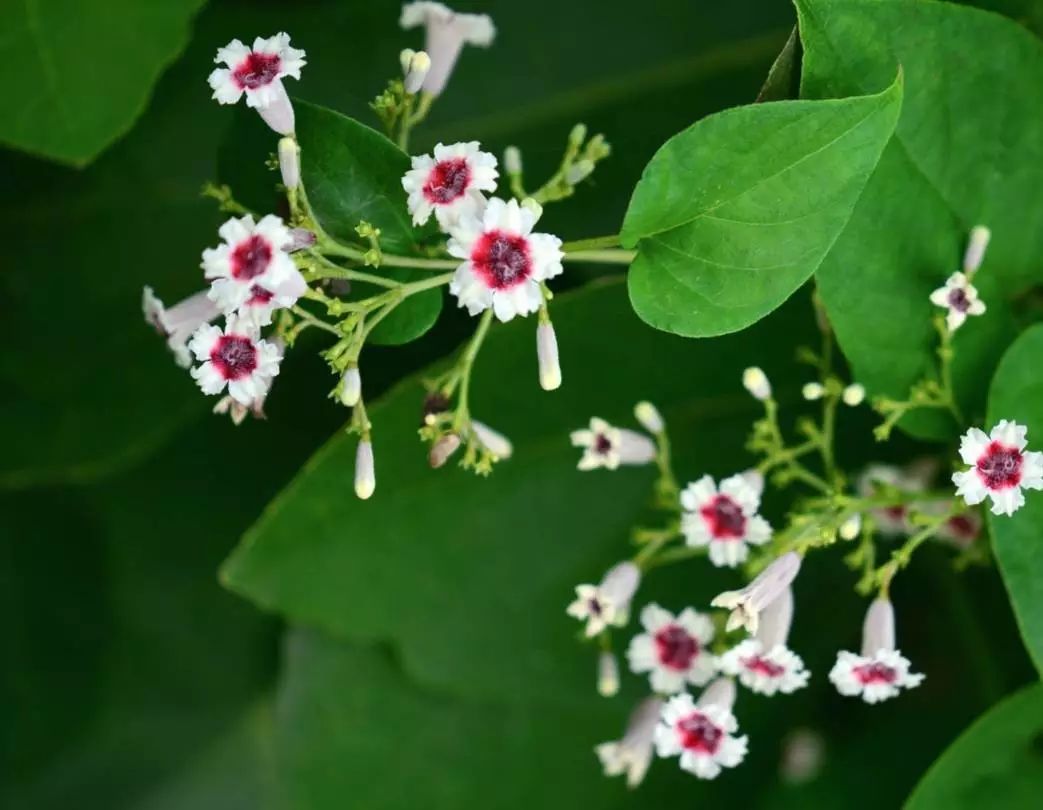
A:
[0,0,207,166]
[907,684,1043,807]
[756,27,802,103]
[799,0,1043,440]
[986,324,1043,676]
[620,74,902,338]
[218,101,442,346]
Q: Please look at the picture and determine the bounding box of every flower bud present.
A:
[755,586,795,649]
[354,439,375,500]
[520,196,543,222]
[597,651,620,697]
[963,225,991,274]
[399,48,416,75]
[278,137,300,189]
[634,401,664,434]
[403,50,431,94]
[600,561,641,619]
[536,321,561,391]
[339,366,361,407]
[696,677,737,711]
[742,367,771,401]
[842,383,866,407]
[429,433,461,468]
[565,159,595,185]
[472,420,513,460]
[802,382,824,401]
[504,145,522,175]
[839,513,862,541]
[287,227,317,252]
[568,122,588,147]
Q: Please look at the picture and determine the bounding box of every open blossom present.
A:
[402,142,498,228]
[143,287,221,368]
[208,33,306,134]
[717,587,810,696]
[829,599,924,704]
[681,474,772,568]
[400,2,495,96]
[596,696,662,788]
[930,272,986,332]
[202,214,303,319]
[711,552,801,634]
[566,561,640,637]
[655,679,748,780]
[570,417,656,471]
[188,317,283,406]
[953,420,1043,516]
[626,604,716,694]
[447,198,563,321]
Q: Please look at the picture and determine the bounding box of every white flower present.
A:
[595,696,662,788]
[566,561,640,637]
[402,142,498,229]
[212,337,284,424]
[857,463,929,537]
[142,287,221,368]
[829,599,924,704]
[711,553,801,634]
[188,317,283,406]
[655,681,747,780]
[930,272,986,332]
[681,474,772,568]
[202,214,303,319]
[626,604,716,694]
[208,33,306,134]
[536,320,561,391]
[570,417,656,471]
[842,383,866,407]
[447,198,563,321]
[742,366,771,401]
[952,420,1043,516]
[400,2,495,96]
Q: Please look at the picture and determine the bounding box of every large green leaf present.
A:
[986,324,1043,675]
[0,0,207,166]
[906,684,1043,807]
[621,74,901,338]
[799,0,1043,440]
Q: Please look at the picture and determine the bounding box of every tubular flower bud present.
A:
[504,145,522,175]
[399,2,495,96]
[634,401,664,434]
[802,382,824,401]
[403,49,431,94]
[842,383,866,407]
[339,366,361,407]
[536,321,561,391]
[429,433,462,468]
[471,420,513,460]
[963,225,991,274]
[278,137,300,188]
[597,651,620,697]
[355,439,376,500]
[838,513,863,541]
[742,366,771,401]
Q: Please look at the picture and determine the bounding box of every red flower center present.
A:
[976,442,1023,490]
[423,158,471,204]
[233,51,282,89]
[471,230,532,290]
[853,661,897,685]
[947,514,978,539]
[594,433,614,455]
[655,624,699,671]
[700,495,746,539]
[211,335,258,380]
[742,655,786,678]
[231,235,273,281]
[246,284,274,306]
[677,712,723,754]
[947,287,971,313]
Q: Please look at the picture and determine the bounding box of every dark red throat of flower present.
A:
[233,51,282,89]
[231,235,273,281]
[423,158,471,204]
[655,625,699,671]
[701,495,746,539]
[471,230,532,290]
[977,442,1023,490]
[947,287,971,313]
[247,285,274,306]
[211,335,258,380]
[853,661,897,685]
[594,433,614,455]
[947,514,979,539]
[677,712,723,754]
[742,655,786,678]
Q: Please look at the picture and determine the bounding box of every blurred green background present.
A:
[3,1,1043,807]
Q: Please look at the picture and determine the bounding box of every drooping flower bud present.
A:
[339,366,361,407]
[504,145,522,175]
[839,513,863,541]
[634,401,664,434]
[355,439,375,500]
[742,367,771,401]
[278,136,300,188]
[963,225,991,275]
[536,320,561,391]
[402,49,431,94]
[429,433,461,468]
[472,420,513,460]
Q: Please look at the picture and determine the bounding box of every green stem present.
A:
[451,309,495,429]
[562,235,622,252]
[289,305,342,337]
[564,249,635,265]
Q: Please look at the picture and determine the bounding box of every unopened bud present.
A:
[520,196,543,222]
[839,513,863,541]
[634,401,664,434]
[569,123,588,147]
[842,383,866,407]
[339,366,361,407]
[963,225,991,274]
[802,382,825,401]
[354,439,375,500]
[429,433,461,468]
[278,137,300,189]
[536,321,561,391]
[504,145,522,175]
[472,420,513,460]
[597,651,620,697]
[565,159,595,185]
[399,48,416,75]
[403,50,431,94]
[697,677,737,712]
[287,227,317,252]
[743,367,771,401]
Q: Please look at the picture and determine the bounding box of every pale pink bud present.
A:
[634,401,664,434]
[755,586,794,649]
[597,651,620,697]
[963,225,991,274]
[355,439,375,500]
[536,321,561,391]
[861,598,896,657]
